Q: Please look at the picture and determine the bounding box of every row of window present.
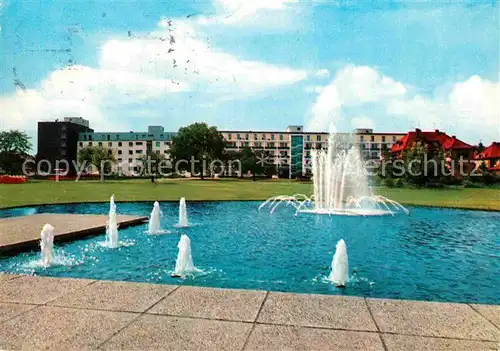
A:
[225,133,286,141]
[360,135,398,142]
[82,133,171,141]
[79,141,171,148]
[226,142,289,148]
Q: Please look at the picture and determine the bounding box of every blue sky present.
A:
[0,0,498,148]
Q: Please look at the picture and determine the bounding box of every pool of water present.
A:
[1,201,499,304]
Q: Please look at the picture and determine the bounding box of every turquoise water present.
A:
[1,201,499,304]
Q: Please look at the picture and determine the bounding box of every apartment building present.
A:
[76,123,404,177]
[220,126,405,177]
[78,126,175,174]
[37,117,94,175]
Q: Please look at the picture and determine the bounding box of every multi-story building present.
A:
[37,117,93,175]
[220,126,405,177]
[78,126,175,175]
[76,123,405,177]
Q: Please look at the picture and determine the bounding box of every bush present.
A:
[394,178,405,188]
[463,179,483,188]
[383,177,395,188]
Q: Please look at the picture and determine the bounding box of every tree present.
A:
[77,146,116,181]
[0,130,32,154]
[138,151,170,182]
[169,123,225,179]
[0,130,32,174]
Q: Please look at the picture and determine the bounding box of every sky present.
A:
[0,0,498,150]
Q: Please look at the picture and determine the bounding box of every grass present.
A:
[0,178,498,211]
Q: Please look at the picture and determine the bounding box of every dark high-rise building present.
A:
[37,117,93,175]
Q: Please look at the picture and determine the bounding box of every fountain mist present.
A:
[40,223,55,267]
[260,129,409,216]
[105,194,119,248]
[172,234,198,277]
[329,239,349,287]
[148,201,163,234]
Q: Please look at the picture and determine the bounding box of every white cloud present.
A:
[307,65,407,130]
[102,20,306,94]
[351,116,375,129]
[387,75,500,141]
[0,18,307,143]
[306,65,499,143]
[304,85,325,94]
[315,69,330,78]
[196,0,298,25]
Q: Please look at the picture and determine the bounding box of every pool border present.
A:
[0,199,499,213]
[0,215,148,256]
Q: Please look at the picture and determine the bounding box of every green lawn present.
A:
[0,179,498,211]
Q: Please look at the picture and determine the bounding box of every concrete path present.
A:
[0,214,147,255]
[0,274,498,350]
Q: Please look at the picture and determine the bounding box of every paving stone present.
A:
[49,280,177,312]
[382,334,499,351]
[257,292,377,331]
[470,304,500,329]
[245,324,384,350]
[148,285,267,322]
[101,314,252,350]
[0,275,94,304]
[0,302,37,323]
[0,305,137,350]
[367,298,499,341]
[0,273,21,283]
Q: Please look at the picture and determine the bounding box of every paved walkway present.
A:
[0,274,498,350]
[0,214,147,254]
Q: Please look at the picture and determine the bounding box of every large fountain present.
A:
[260,129,408,216]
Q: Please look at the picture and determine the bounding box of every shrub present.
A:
[394,178,405,188]
[383,177,395,188]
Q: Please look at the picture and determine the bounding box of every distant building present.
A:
[37,117,93,175]
[219,127,404,178]
[391,128,475,177]
[474,142,500,172]
[77,125,404,178]
[78,126,175,175]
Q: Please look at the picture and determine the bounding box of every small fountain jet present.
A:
[148,201,163,234]
[40,223,55,267]
[105,194,119,248]
[329,239,349,287]
[176,197,189,227]
[171,234,198,278]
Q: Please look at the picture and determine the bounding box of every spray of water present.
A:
[171,234,199,278]
[40,223,55,267]
[105,194,119,248]
[148,201,163,234]
[329,239,349,287]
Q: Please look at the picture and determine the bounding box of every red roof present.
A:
[392,129,473,153]
[475,142,500,160]
[489,163,500,172]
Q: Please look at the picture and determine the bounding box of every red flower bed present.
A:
[0,175,27,184]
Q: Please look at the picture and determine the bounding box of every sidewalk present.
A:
[0,274,498,350]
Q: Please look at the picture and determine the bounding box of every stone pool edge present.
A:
[0,274,498,350]
[0,215,148,256]
[1,200,499,213]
